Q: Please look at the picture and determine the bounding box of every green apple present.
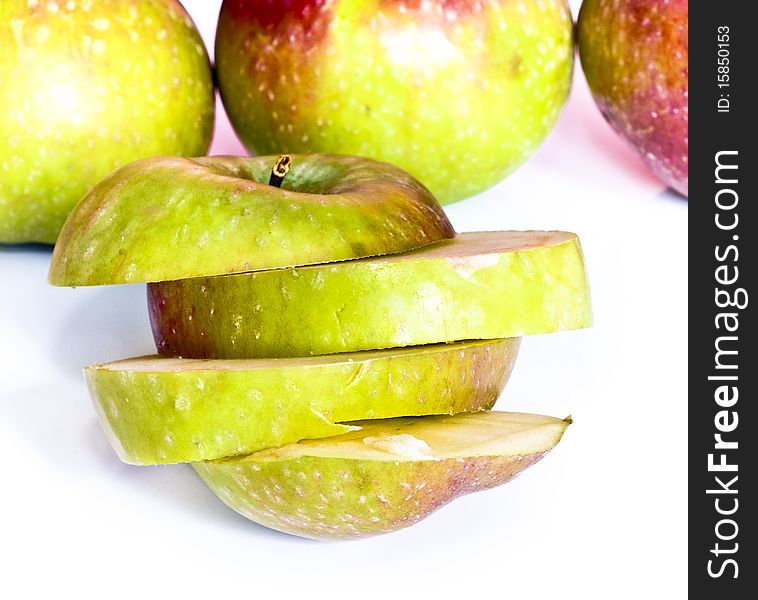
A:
[194,411,571,540]
[48,154,455,286]
[149,230,591,358]
[214,0,574,204]
[0,0,215,244]
[578,0,688,196]
[86,338,519,465]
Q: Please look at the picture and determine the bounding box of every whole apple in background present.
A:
[0,0,215,244]
[577,0,688,197]
[215,0,574,204]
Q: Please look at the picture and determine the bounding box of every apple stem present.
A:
[268,155,291,188]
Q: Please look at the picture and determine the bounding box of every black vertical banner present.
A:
[690,2,755,594]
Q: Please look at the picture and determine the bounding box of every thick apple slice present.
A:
[86,339,519,465]
[49,154,455,286]
[194,411,571,540]
[150,230,591,358]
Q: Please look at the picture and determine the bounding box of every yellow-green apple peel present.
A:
[194,411,571,540]
[86,339,519,465]
[0,0,215,243]
[150,231,591,358]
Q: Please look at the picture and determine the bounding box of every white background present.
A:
[0,1,687,598]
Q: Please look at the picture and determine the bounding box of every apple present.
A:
[577,0,688,196]
[149,230,592,358]
[194,411,571,540]
[85,338,520,465]
[45,146,587,539]
[214,0,575,204]
[48,153,455,286]
[0,0,216,244]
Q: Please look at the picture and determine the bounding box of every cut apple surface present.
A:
[150,230,591,358]
[194,411,571,540]
[86,339,519,465]
[49,154,455,286]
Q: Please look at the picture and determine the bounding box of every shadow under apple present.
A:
[87,421,312,541]
[0,242,54,255]
[0,378,301,541]
[656,187,688,204]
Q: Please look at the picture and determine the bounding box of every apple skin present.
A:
[149,231,591,358]
[85,338,520,465]
[578,0,688,196]
[194,412,570,540]
[0,0,215,244]
[214,0,574,204]
[48,154,455,286]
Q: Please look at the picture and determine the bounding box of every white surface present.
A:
[0,1,687,598]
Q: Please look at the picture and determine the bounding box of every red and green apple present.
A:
[215,0,575,204]
[578,0,688,196]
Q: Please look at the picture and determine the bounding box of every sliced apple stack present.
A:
[50,153,591,540]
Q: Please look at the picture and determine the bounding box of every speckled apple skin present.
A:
[85,338,519,465]
[48,154,455,286]
[0,0,215,244]
[215,0,574,204]
[149,231,591,358]
[578,0,688,196]
[193,412,570,540]
[197,454,544,540]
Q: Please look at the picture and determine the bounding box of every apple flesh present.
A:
[0,0,215,243]
[214,0,574,204]
[85,338,519,465]
[194,411,571,540]
[48,154,455,286]
[578,0,688,196]
[149,231,591,358]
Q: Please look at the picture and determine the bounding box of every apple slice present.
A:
[85,338,519,465]
[48,154,455,286]
[193,411,571,540]
[149,230,591,358]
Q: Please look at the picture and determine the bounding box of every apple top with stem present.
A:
[578,0,688,196]
[0,0,215,243]
[48,153,455,286]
